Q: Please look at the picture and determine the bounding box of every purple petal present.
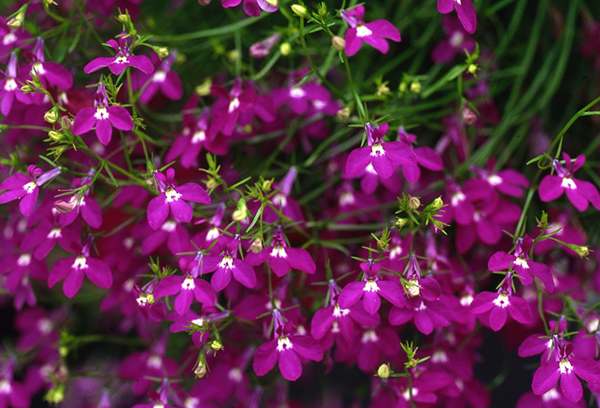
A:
[286,248,316,274]
[193,279,216,305]
[63,268,84,298]
[469,292,496,314]
[177,183,210,204]
[71,108,97,135]
[147,195,169,230]
[456,0,477,34]
[154,275,184,298]
[560,371,583,403]
[95,118,113,146]
[344,29,362,57]
[367,20,401,41]
[43,62,73,89]
[232,259,256,288]
[362,290,381,315]
[210,267,231,291]
[48,258,72,288]
[169,199,193,223]
[129,55,154,74]
[437,0,454,13]
[81,198,102,228]
[508,296,532,324]
[85,258,113,289]
[414,309,434,335]
[377,280,405,307]
[343,147,371,178]
[279,349,302,381]
[253,339,278,376]
[532,362,561,396]
[83,57,115,74]
[107,106,134,131]
[174,289,193,315]
[310,307,334,339]
[539,175,564,202]
[338,281,365,309]
[488,252,514,271]
[489,306,507,331]
[290,335,323,361]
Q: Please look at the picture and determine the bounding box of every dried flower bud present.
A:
[44,109,58,124]
[54,199,77,214]
[462,104,477,126]
[376,364,390,380]
[408,196,421,210]
[280,42,291,56]
[332,36,345,51]
[291,4,308,18]
[194,360,207,378]
[60,116,72,131]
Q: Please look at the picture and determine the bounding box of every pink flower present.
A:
[0,165,60,216]
[437,0,477,34]
[202,238,257,291]
[431,16,476,63]
[341,5,401,56]
[539,153,600,212]
[153,273,216,316]
[222,0,278,18]
[84,33,153,75]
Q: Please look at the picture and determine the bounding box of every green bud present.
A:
[265,0,278,6]
[117,13,130,25]
[468,64,478,75]
[232,198,248,222]
[44,109,58,124]
[48,131,63,142]
[195,78,212,96]
[280,42,291,56]
[429,197,444,211]
[332,36,345,52]
[291,4,308,18]
[410,81,421,94]
[211,340,224,351]
[396,218,408,228]
[376,363,390,380]
[157,47,169,59]
[45,384,65,404]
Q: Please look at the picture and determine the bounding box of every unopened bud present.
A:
[291,4,308,18]
[396,218,408,228]
[576,246,590,258]
[377,83,390,97]
[232,198,248,222]
[410,81,421,94]
[376,364,390,380]
[262,179,273,192]
[211,340,224,351]
[337,106,351,121]
[398,82,408,94]
[48,131,63,142]
[157,47,169,59]
[21,85,33,93]
[59,346,68,358]
[332,36,345,51]
[44,0,57,7]
[408,196,421,211]
[468,64,478,75]
[194,361,207,379]
[60,116,72,131]
[430,197,444,211]
[462,104,477,126]
[7,15,23,29]
[54,199,76,214]
[44,109,58,124]
[250,238,263,253]
[195,78,212,96]
[227,50,240,62]
[45,384,65,404]
[280,42,291,56]
[117,14,130,25]
[265,0,278,6]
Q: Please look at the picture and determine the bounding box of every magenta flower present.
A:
[437,0,477,34]
[138,53,183,104]
[338,260,405,315]
[431,16,476,63]
[0,53,32,116]
[71,82,134,146]
[221,0,277,17]
[48,239,113,299]
[0,359,30,408]
[153,273,216,316]
[472,164,530,198]
[0,165,61,216]
[532,338,600,403]
[488,236,554,292]
[146,168,211,230]
[30,38,73,89]
[202,238,257,291]
[245,230,316,277]
[56,175,103,229]
[209,78,256,136]
[341,5,401,56]
[539,153,600,212]
[469,274,532,331]
[253,310,323,381]
[344,123,416,180]
[84,34,154,75]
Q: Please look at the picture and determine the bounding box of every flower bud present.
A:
[291,4,308,18]
[232,198,248,222]
[227,50,240,62]
[60,116,72,131]
[410,81,421,94]
[21,85,33,93]
[468,63,478,75]
[250,238,263,253]
[59,346,68,358]
[462,104,477,125]
[262,179,273,192]
[157,47,169,59]
[376,364,390,380]
[280,42,291,56]
[48,131,64,142]
[429,197,444,211]
[408,196,421,210]
[194,361,207,378]
[195,78,212,96]
[396,218,408,228]
[211,340,224,351]
[54,199,77,214]
[332,36,345,51]
[45,384,65,404]
[398,82,408,94]
[8,15,23,29]
[44,109,58,124]
[337,106,351,121]
[377,83,390,97]
[117,13,130,25]
[265,0,278,6]
[575,246,590,258]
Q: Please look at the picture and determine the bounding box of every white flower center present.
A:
[191,318,205,327]
[487,174,502,186]
[147,355,162,369]
[451,191,466,206]
[559,359,573,374]
[542,388,560,401]
[165,189,182,203]
[0,380,11,394]
[493,293,510,308]
[206,227,219,242]
[72,256,88,270]
[192,130,206,144]
[272,193,288,207]
[228,368,243,382]
[416,301,427,311]
[152,70,167,82]
[460,294,473,307]
[356,25,373,38]
[406,278,421,297]
[432,350,448,363]
[23,181,37,194]
[313,100,326,110]
[514,257,529,269]
[370,143,385,157]
[123,279,135,292]
[277,337,293,352]
[3,33,16,46]
[184,398,199,408]
[561,177,576,190]
[364,280,380,292]
[38,318,53,335]
[115,56,129,64]
[182,277,195,290]
[339,192,355,206]
[219,256,234,270]
[31,62,46,76]
[270,246,287,258]
[290,87,306,98]
[4,78,17,91]
[228,97,240,113]
[365,163,377,175]
[17,253,31,266]
[161,221,177,232]
[48,228,62,239]
[402,387,419,400]
[94,107,109,120]
[361,330,379,343]
[333,304,350,318]
[587,318,600,333]
[450,32,464,47]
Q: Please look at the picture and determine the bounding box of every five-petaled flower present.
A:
[0,165,60,216]
[84,33,154,75]
[341,5,401,56]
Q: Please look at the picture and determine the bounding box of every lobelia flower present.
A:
[83,33,154,75]
[539,153,600,212]
[437,0,477,34]
[222,0,278,17]
[347,326,401,372]
[137,52,183,104]
[344,122,417,180]
[0,165,61,216]
[338,260,405,315]
[253,310,323,381]
[202,237,257,291]
[71,82,134,146]
[469,273,532,331]
[518,318,567,360]
[20,215,80,260]
[209,78,257,136]
[472,163,530,198]
[29,38,73,89]
[341,5,401,56]
[1,249,47,309]
[532,337,600,403]
[0,53,32,116]
[56,174,103,229]
[0,359,30,408]
[48,238,113,299]
[431,16,476,63]
[153,261,216,316]
[245,230,316,277]
[260,166,304,223]
[146,168,211,230]
[488,235,555,292]
[138,217,190,255]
